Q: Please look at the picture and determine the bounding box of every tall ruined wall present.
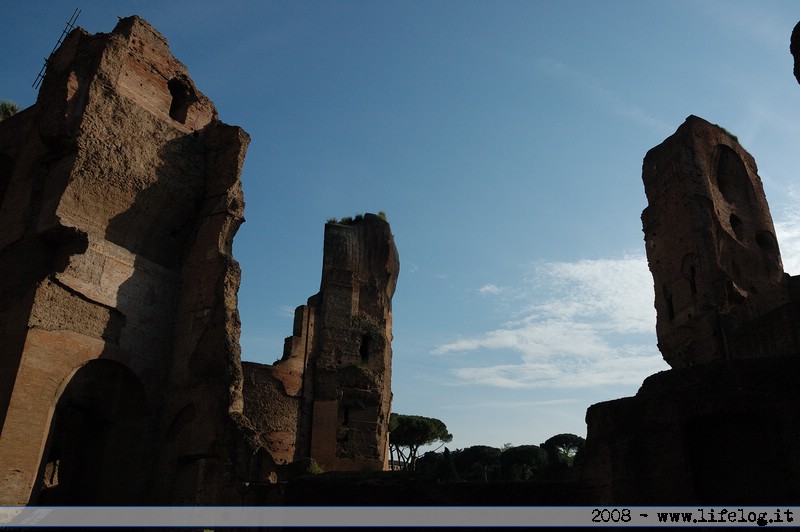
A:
[641,115,793,368]
[0,16,267,505]
[581,112,800,504]
[310,215,398,471]
[245,214,398,473]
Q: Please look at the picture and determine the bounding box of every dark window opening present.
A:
[682,254,698,298]
[0,153,14,208]
[342,406,350,426]
[663,284,675,321]
[714,144,755,206]
[730,213,744,240]
[359,333,370,364]
[167,77,195,124]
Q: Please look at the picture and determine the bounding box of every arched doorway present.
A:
[33,359,151,505]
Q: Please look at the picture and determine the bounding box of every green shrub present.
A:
[306,459,324,475]
[0,100,20,120]
[328,212,388,225]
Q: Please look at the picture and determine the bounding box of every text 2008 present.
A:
[591,508,631,523]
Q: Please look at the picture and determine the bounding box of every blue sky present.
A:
[4,1,800,450]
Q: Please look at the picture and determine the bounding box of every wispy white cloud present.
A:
[535,58,671,134]
[433,254,666,389]
[528,258,656,334]
[439,398,584,411]
[477,283,503,295]
[775,204,800,276]
[278,305,296,318]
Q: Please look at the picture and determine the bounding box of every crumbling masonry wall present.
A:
[579,20,800,501]
[0,16,269,505]
[580,114,800,504]
[641,115,799,368]
[243,214,398,473]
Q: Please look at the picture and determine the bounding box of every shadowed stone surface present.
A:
[580,115,800,504]
[9,11,800,509]
[580,26,800,505]
[1,16,397,506]
[642,115,793,368]
[0,16,270,505]
[582,357,800,504]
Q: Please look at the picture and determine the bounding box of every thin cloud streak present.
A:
[433,254,666,389]
[535,57,671,135]
[439,398,584,411]
[278,305,296,318]
[695,0,793,54]
[775,205,800,276]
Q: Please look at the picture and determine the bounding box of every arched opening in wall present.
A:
[729,213,745,241]
[167,77,196,124]
[712,144,755,207]
[359,334,371,364]
[32,359,151,505]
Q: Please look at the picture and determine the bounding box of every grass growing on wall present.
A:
[327,212,388,225]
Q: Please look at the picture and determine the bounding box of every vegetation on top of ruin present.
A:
[721,128,739,142]
[327,211,388,225]
[0,100,20,121]
[715,123,739,142]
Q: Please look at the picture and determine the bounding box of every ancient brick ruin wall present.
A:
[581,111,800,504]
[641,115,793,368]
[244,214,398,473]
[0,17,267,505]
[581,357,800,504]
[242,360,301,467]
[311,215,397,471]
